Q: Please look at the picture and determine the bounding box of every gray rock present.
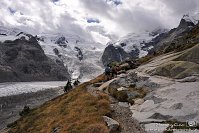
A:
[117,87,128,91]
[118,102,129,107]
[144,95,167,104]
[170,103,183,110]
[177,76,199,82]
[101,44,131,66]
[134,99,145,105]
[175,113,198,122]
[148,113,172,120]
[74,46,83,61]
[127,91,140,99]
[103,116,120,132]
[136,80,160,89]
[109,72,139,88]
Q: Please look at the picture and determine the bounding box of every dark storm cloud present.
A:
[1,0,199,44]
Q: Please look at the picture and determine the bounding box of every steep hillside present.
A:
[7,76,111,133]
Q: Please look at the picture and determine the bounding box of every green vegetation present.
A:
[164,42,198,54]
[138,55,154,65]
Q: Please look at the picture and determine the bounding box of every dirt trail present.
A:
[87,84,145,133]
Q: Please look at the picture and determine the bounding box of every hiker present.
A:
[126,60,136,69]
[105,65,111,81]
[111,66,118,78]
[64,80,72,92]
[73,79,80,86]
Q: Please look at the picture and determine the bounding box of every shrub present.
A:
[127,98,134,105]
[19,106,30,116]
[85,124,109,133]
[138,55,153,65]
[115,91,128,102]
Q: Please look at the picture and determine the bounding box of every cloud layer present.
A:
[0,0,199,44]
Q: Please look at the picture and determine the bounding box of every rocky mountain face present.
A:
[101,29,167,66]
[0,31,70,82]
[148,14,199,55]
[101,14,199,66]
[0,26,105,82]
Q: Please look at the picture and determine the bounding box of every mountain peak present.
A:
[182,13,199,25]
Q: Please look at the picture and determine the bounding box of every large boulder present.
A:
[103,116,120,132]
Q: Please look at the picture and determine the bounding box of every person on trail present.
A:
[64,80,72,92]
[105,65,111,81]
[73,79,80,86]
[111,66,118,78]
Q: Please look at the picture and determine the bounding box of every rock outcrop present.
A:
[103,116,120,132]
[101,44,130,66]
[0,36,70,82]
[149,44,199,79]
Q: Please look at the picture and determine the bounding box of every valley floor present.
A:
[0,81,67,97]
[0,82,65,132]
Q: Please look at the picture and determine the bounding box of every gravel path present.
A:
[87,84,145,133]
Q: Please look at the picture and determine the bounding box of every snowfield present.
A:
[38,33,105,81]
[112,31,159,58]
[0,81,67,97]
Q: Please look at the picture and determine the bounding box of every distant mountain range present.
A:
[0,13,199,82]
[0,26,105,82]
[101,14,199,66]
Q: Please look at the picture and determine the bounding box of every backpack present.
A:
[105,67,111,73]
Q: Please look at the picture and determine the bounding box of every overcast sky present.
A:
[0,0,199,44]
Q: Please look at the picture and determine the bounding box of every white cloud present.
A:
[0,0,199,44]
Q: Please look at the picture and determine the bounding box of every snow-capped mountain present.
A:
[101,13,199,66]
[38,33,105,81]
[148,13,199,55]
[0,27,70,82]
[0,26,105,82]
[182,13,199,25]
[113,31,160,57]
[101,29,166,66]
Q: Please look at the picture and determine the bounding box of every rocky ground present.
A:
[88,81,145,133]
[2,45,198,133]
[90,48,199,133]
[0,86,64,132]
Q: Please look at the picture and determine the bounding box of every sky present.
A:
[0,0,199,44]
